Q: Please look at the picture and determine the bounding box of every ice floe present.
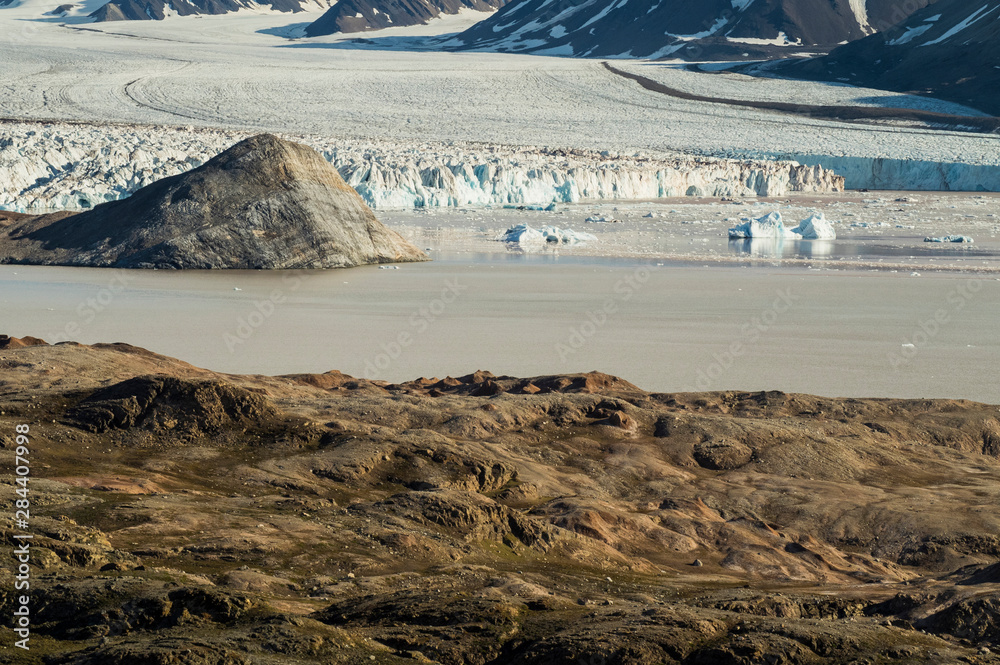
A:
[499,224,597,246]
[924,235,974,243]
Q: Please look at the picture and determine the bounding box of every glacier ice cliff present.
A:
[768,154,1000,192]
[0,123,844,213]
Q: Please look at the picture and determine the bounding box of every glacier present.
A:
[0,122,844,213]
[767,154,1000,192]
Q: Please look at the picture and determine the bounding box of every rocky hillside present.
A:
[447,0,935,58]
[780,0,1000,115]
[89,0,327,22]
[3,337,1000,663]
[304,0,506,36]
[0,134,428,269]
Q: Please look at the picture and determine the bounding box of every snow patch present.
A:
[728,32,801,46]
[921,4,997,46]
[847,0,871,32]
[887,23,931,45]
[666,16,727,40]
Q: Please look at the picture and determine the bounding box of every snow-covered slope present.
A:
[446,0,934,58]
[0,123,843,212]
[782,0,1000,115]
[304,0,505,36]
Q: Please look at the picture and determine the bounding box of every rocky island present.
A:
[0,135,428,270]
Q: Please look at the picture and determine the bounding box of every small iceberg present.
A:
[499,224,596,246]
[729,211,836,240]
[727,212,800,239]
[789,213,836,240]
[924,235,973,243]
[499,224,546,244]
[541,225,597,245]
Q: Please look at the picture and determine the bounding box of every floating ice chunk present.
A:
[499,223,546,244]
[541,225,598,245]
[789,213,836,240]
[924,235,974,243]
[727,211,801,239]
[499,224,596,245]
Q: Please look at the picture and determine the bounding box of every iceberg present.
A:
[729,211,837,240]
[499,224,597,246]
[500,224,546,244]
[924,235,974,243]
[789,213,837,240]
[541,226,598,244]
[727,212,802,239]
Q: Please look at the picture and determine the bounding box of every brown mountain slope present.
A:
[2,337,1000,662]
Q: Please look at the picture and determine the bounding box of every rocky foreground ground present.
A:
[2,335,1000,664]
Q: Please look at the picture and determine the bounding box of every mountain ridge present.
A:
[89,0,326,21]
[304,0,507,36]
[778,0,1000,115]
[445,0,935,58]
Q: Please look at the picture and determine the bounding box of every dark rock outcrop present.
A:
[304,0,506,36]
[69,375,279,435]
[0,134,428,269]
